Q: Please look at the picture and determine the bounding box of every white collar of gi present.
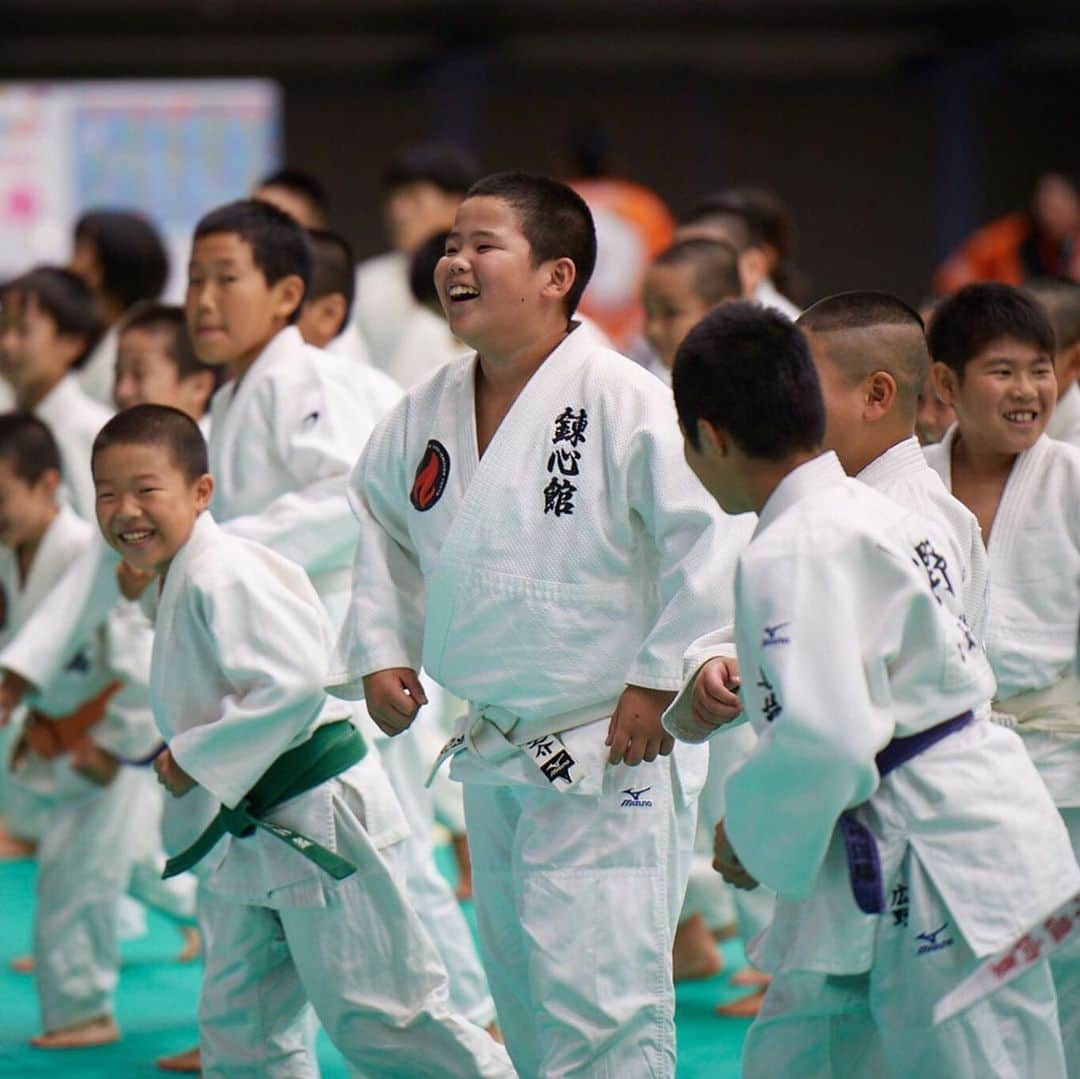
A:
[161,510,221,601]
[754,450,846,538]
[855,436,927,488]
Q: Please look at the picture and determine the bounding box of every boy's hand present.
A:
[606,684,676,766]
[70,739,121,787]
[713,819,758,890]
[153,748,197,797]
[0,669,30,729]
[692,657,742,732]
[363,668,428,737]
[117,560,155,600]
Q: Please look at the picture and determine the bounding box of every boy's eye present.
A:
[138,486,161,495]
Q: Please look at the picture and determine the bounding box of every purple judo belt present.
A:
[839,711,974,915]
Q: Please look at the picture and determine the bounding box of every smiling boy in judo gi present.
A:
[925,282,1080,1072]
[90,404,512,1079]
[328,171,753,1076]
[669,301,1079,1078]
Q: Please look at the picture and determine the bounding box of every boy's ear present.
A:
[38,468,62,501]
[737,248,768,296]
[543,258,577,304]
[1058,342,1080,393]
[194,472,214,510]
[864,370,897,418]
[930,361,960,406]
[270,274,307,324]
[181,370,217,416]
[697,417,729,459]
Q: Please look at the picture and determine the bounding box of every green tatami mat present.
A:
[0,856,748,1076]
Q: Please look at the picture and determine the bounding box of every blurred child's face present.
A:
[297,292,348,350]
[934,336,1056,457]
[642,263,712,370]
[915,369,955,445]
[386,182,461,254]
[186,232,302,376]
[0,292,84,399]
[115,327,186,412]
[68,237,104,298]
[435,196,557,356]
[94,442,213,576]
[0,456,58,551]
[254,185,324,231]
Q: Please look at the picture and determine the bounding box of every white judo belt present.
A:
[933,890,1080,1024]
[425,700,616,792]
[990,674,1080,734]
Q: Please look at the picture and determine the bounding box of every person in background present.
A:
[69,210,170,406]
[352,141,480,372]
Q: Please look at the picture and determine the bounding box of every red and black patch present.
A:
[410,439,451,511]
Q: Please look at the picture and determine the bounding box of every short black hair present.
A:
[409,231,449,307]
[678,195,760,250]
[193,199,311,324]
[0,412,62,485]
[383,141,481,195]
[674,300,825,459]
[256,167,330,223]
[1023,278,1080,351]
[927,283,1056,378]
[651,239,741,305]
[798,290,929,408]
[2,266,105,366]
[118,302,227,393]
[465,172,597,317]
[92,404,208,484]
[305,229,356,327]
[74,210,169,311]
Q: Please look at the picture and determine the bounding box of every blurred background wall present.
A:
[3,0,1080,304]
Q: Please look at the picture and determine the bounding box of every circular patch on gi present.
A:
[410,439,451,511]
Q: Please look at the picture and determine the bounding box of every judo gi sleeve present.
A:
[168,575,337,809]
[327,412,427,699]
[723,539,913,900]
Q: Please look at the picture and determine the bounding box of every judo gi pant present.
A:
[196,838,514,1079]
[377,730,495,1026]
[34,763,148,1031]
[742,848,1066,1079]
[464,752,696,1078]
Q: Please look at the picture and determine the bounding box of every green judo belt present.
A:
[163,719,367,881]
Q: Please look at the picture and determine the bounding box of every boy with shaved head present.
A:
[797,291,988,635]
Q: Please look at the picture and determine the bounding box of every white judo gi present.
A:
[1,506,181,1033]
[34,374,112,520]
[1048,382,1080,448]
[720,451,1079,1079]
[329,324,753,1077]
[153,513,511,1079]
[352,251,414,373]
[926,425,1080,1070]
[76,325,119,408]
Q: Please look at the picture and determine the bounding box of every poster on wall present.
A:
[0,80,281,297]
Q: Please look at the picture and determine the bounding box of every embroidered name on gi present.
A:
[543,406,588,517]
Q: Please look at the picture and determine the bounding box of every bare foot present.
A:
[673,912,724,982]
[0,824,36,860]
[485,1022,503,1044]
[175,925,201,963]
[730,966,771,989]
[30,1015,120,1048]
[156,1046,201,1072]
[715,988,767,1019]
[10,954,34,973]
[452,833,473,901]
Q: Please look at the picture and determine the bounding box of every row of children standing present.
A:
[0,149,1077,1079]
